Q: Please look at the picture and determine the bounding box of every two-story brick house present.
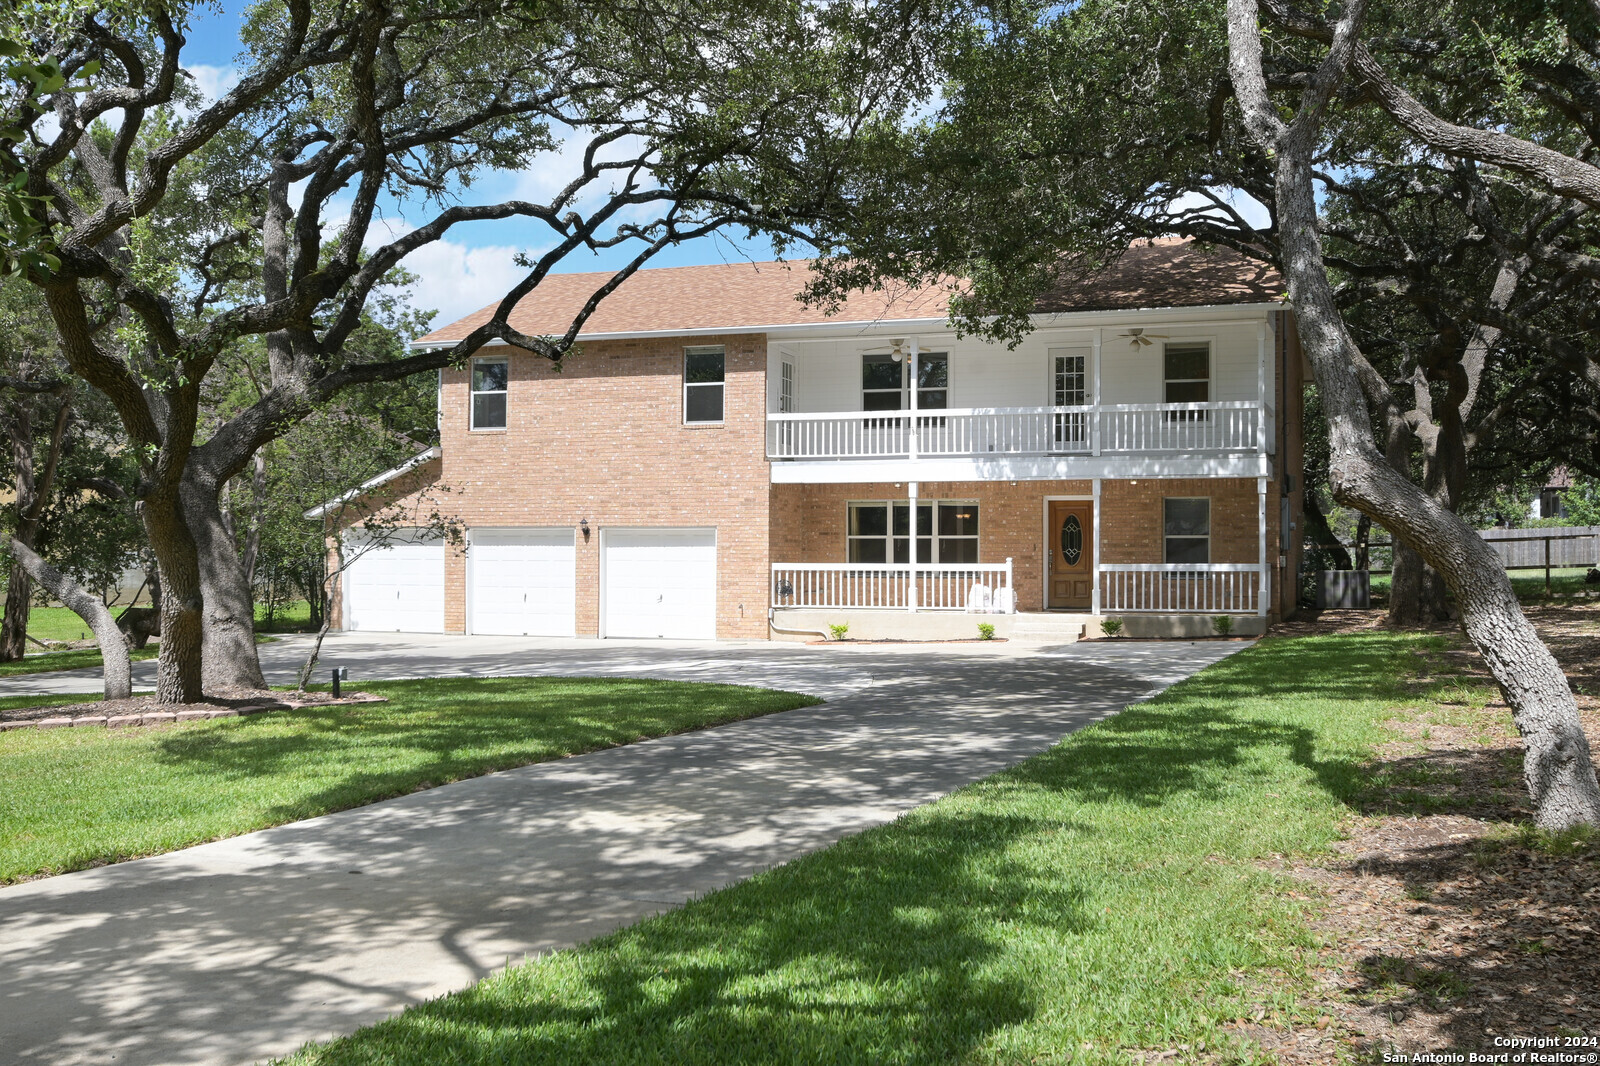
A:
[323,239,1305,641]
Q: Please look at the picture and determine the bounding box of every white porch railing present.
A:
[771,560,1015,611]
[766,402,1263,460]
[1100,563,1265,614]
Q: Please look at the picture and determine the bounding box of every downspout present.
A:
[768,607,831,640]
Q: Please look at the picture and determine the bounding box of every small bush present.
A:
[977,622,996,641]
[828,623,849,641]
[1212,615,1235,636]
[1099,617,1124,637]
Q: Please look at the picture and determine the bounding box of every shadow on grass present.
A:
[297,810,1083,1066]
[287,635,1424,1065]
[152,676,818,826]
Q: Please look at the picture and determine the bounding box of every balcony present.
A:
[767,401,1269,461]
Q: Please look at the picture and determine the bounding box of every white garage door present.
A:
[601,528,717,639]
[468,528,576,636]
[343,530,444,633]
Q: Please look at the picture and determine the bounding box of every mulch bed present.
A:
[0,690,386,731]
[1221,605,1600,1061]
[805,637,1011,645]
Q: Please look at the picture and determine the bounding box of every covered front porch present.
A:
[767,476,1280,638]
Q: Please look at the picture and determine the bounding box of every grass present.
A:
[0,645,160,676]
[1370,566,1595,605]
[0,677,818,884]
[278,632,1433,1066]
[257,599,317,632]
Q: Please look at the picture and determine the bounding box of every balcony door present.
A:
[1050,348,1089,451]
[1047,499,1094,610]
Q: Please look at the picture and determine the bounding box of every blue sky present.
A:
[179,3,797,329]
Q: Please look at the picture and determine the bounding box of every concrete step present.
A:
[1005,613,1093,643]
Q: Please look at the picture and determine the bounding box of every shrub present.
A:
[828,623,849,641]
[977,622,996,641]
[1212,615,1235,636]
[1099,617,1124,637]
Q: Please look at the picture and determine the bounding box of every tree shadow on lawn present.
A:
[1000,633,1411,812]
[150,677,815,824]
[295,810,1088,1066]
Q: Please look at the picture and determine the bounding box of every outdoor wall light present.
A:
[579,518,591,542]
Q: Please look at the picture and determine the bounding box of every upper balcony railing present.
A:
[767,401,1268,461]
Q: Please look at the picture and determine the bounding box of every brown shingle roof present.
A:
[414,239,1282,345]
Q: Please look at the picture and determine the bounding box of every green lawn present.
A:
[0,645,160,677]
[257,599,318,632]
[278,633,1434,1066]
[1370,566,1595,606]
[0,677,818,883]
[24,605,112,643]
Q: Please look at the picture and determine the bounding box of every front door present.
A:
[1047,500,1094,609]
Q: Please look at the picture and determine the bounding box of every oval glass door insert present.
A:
[1060,514,1083,565]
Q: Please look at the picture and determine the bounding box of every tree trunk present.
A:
[0,399,35,662]
[144,491,206,703]
[0,388,71,660]
[182,471,267,693]
[297,617,333,691]
[241,451,267,585]
[1303,490,1354,569]
[1227,0,1600,829]
[10,538,131,700]
[1353,514,1371,570]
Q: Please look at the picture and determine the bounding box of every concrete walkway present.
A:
[0,635,1244,1066]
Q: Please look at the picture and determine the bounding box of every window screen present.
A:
[685,346,725,423]
[470,357,508,430]
[1163,498,1211,564]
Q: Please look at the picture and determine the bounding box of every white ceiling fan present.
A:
[1119,327,1168,348]
[861,338,911,362]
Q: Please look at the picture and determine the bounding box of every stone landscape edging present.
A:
[0,692,387,732]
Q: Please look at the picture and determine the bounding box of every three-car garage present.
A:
[339,525,719,638]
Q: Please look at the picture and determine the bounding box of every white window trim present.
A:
[860,351,950,411]
[1162,496,1212,564]
[1161,339,1214,404]
[1048,346,1090,406]
[683,345,726,426]
[779,359,794,413]
[845,498,979,564]
[469,355,509,432]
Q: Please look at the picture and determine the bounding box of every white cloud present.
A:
[188,63,242,102]
[395,238,533,327]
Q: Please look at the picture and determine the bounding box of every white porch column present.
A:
[1091,477,1102,615]
[1256,320,1269,454]
[907,480,919,613]
[907,337,919,462]
[1257,475,1270,617]
[1091,328,1103,456]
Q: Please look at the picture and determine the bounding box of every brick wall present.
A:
[773,475,1286,616]
[337,334,772,638]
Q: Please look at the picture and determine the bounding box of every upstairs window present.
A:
[779,360,794,413]
[862,353,903,412]
[860,352,949,411]
[1163,342,1211,421]
[1163,498,1211,564]
[470,357,508,430]
[684,346,725,424]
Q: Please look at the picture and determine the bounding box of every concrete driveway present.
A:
[0,634,1246,1066]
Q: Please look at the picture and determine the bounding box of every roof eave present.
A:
[406,300,1285,350]
[303,446,442,520]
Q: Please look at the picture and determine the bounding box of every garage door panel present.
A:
[602,529,716,640]
[468,528,576,636]
[344,532,444,633]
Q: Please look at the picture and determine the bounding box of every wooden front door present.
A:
[1047,500,1094,609]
